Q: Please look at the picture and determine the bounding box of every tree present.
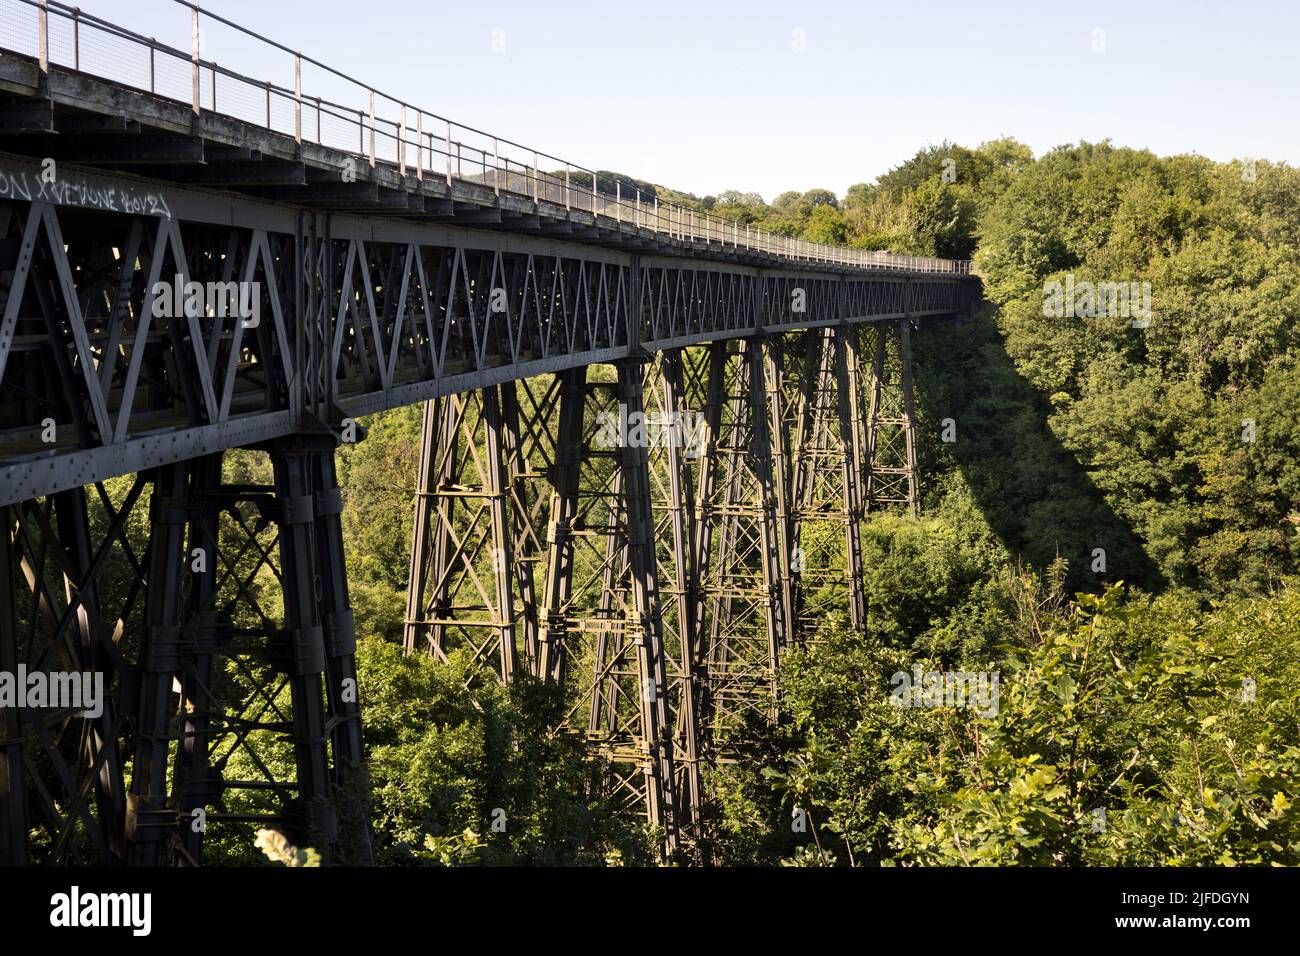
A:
[802,204,848,244]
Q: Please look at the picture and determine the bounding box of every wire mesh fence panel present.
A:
[0,0,37,57]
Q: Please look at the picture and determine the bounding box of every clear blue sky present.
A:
[97,0,1300,201]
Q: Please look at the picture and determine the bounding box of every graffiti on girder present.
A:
[0,164,172,219]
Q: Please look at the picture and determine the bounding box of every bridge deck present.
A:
[0,3,978,505]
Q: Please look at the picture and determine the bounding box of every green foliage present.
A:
[897,178,979,259]
[715,136,1300,856]
[973,142,1300,592]
[337,421,417,590]
[912,310,1165,594]
[255,829,321,867]
[411,828,485,866]
[857,502,1016,660]
[802,204,848,244]
[355,639,654,866]
[721,580,1300,866]
[843,138,1029,258]
[609,139,1031,255]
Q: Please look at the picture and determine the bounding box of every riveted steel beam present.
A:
[0,156,969,505]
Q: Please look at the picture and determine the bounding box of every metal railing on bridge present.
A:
[0,0,972,275]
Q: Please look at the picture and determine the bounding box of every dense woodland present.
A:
[213,140,1300,866]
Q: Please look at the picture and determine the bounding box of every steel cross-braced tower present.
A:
[864,318,921,517]
[395,321,925,854]
[404,388,519,682]
[643,348,708,852]
[692,338,793,737]
[785,326,869,637]
[533,363,679,852]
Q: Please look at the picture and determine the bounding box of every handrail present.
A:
[2,0,972,275]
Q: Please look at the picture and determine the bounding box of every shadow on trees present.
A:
[910,305,1165,594]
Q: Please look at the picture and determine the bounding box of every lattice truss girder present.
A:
[323,239,633,396]
[0,189,965,507]
[760,274,839,329]
[640,266,758,344]
[0,201,296,459]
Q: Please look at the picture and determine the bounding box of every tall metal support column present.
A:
[788,329,815,628]
[613,357,677,852]
[537,367,586,686]
[403,390,519,683]
[404,400,437,655]
[129,454,236,866]
[129,441,363,865]
[268,441,339,850]
[696,338,791,737]
[51,487,127,863]
[172,453,223,865]
[493,379,540,671]
[307,445,374,864]
[4,480,148,865]
[500,378,559,678]
[835,326,868,631]
[646,348,705,854]
[404,399,447,657]
[689,344,726,736]
[899,317,920,514]
[760,338,797,657]
[782,326,868,636]
[129,461,195,865]
[536,364,678,851]
[864,318,920,516]
[588,467,626,737]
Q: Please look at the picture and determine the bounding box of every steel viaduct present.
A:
[0,0,980,864]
